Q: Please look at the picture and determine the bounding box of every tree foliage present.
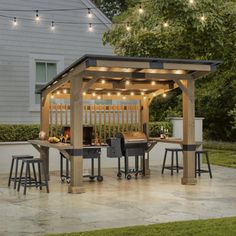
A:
[102,0,236,141]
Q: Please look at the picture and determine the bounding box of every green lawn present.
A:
[47,217,236,236]
[203,141,236,168]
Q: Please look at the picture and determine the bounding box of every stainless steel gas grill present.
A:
[107,132,148,180]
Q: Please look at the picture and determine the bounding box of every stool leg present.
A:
[32,163,37,188]
[118,157,121,174]
[98,155,101,177]
[162,150,167,174]
[38,162,42,190]
[13,159,19,189]
[198,153,201,176]
[135,156,139,172]
[17,162,24,192]
[171,151,174,176]
[176,151,179,173]
[42,163,49,193]
[8,158,15,187]
[206,152,213,178]
[27,162,31,186]
[24,163,29,195]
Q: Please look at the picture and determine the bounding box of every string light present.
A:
[51,95,54,99]
[87,8,92,18]
[35,10,40,22]
[56,91,60,95]
[151,81,156,86]
[101,79,105,84]
[92,92,96,97]
[138,4,144,14]
[13,17,18,26]
[130,92,135,96]
[63,89,67,94]
[83,92,86,96]
[189,0,194,4]
[51,21,55,31]
[97,95,101,100]
[163,22,169,28]
[199,15,206,23]
[141,92,145,96]
[122,96,126,100]
[88,23,93,31]
[117,92,121,96]
[126,22,131,31]
[162,92,167,98]
[143,96,147,100]
[107,92,111,96]
[125,80,130,85]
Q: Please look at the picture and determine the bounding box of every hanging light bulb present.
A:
[13,17,18,26]
[125,80,130,85]
[101,79,105,84]
[51,21,55,31]
[163,22,169,28]
[83,92,86,96]
[141,92,145,96]
[122,96,126,100]
[162,92,167,98]
[88,23,93,32]
[92,92,96,97]
[35,10,40,22]
[107,92,111,96]
[138,4,144,14]
[56,91,60,95]
[130,92,135,96]
[200,15,206,23]
[151,81,156,86]
[189,0,194,4]
[51,95,54,99]
[126,22,131,32]
[143,96,147,100]
[63,89,67,94]
[97,95,101,100]
[117,92,121,96]
[87,8,92,18]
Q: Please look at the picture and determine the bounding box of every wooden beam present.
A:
[82,76,101,92]
[164,63,212,71]
[174,79,194,103]
[181,79,197,185]
[68,75,85,194]
[82,70,193,80]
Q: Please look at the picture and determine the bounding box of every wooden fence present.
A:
[49,104,141,143]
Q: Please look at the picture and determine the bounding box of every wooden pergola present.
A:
[40,55,220,193]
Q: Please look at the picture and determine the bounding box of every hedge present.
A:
[0,122,172,142]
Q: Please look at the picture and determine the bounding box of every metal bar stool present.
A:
[195,150,212,178]
[17,158,49,195]
[162,148,183,176]
[8,155,34,189]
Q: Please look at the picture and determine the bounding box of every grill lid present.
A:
[116,132,147,143]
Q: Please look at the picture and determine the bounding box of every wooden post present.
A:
[40,93,50,180]
[181,79,197,185]
[140,98,150,176]
[68,76,85,193]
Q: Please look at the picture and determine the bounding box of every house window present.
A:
[35,62,57,104]
[29,54,64,111]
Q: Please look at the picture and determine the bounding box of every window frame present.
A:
[29,54,64,111]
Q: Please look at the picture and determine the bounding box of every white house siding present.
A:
[0,0,113,124]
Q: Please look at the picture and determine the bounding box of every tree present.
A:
[103,0,236,141]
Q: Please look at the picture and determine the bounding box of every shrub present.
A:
[0,124,40,142]
[0,122,172,142]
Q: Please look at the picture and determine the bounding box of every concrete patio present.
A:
[0,165,236,236]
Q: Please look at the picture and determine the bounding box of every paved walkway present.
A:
[0,165,236,236]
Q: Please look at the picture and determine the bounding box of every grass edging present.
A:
[46,216,236,236]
